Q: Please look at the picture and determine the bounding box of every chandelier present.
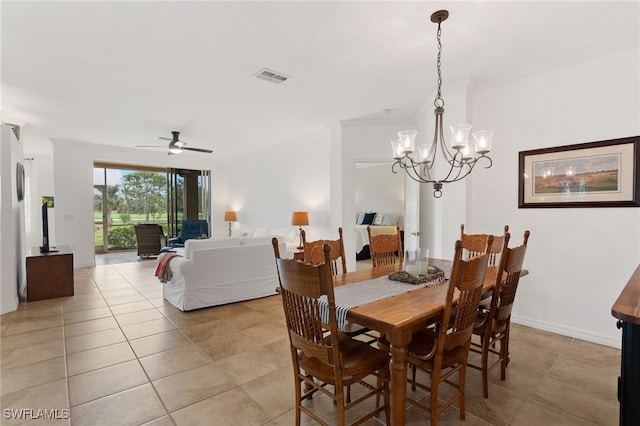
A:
[391,10,493,198]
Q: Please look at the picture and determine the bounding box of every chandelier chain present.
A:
[435,21,444,108]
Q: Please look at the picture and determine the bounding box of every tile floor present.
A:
[0,258,621,425]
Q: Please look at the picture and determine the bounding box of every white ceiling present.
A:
[2,1,638,158]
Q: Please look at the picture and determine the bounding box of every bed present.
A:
[354,212,403,260]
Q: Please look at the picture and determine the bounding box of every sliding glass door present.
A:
[94,163,211,255]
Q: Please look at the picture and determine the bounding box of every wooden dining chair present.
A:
[469,230,530,398]
[271,238,390,426]
[367,225,403,267]
[461,224,509,266]
[378,237,492,426]
[301,228,347,275]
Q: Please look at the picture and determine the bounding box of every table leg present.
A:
[390,342,408,425]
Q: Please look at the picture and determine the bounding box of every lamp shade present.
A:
[291,211,309,226]
[224,211,237,222]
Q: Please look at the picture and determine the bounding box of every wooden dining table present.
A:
[332,259,526,425]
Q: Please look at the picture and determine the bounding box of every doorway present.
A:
[93,163,211,258]
[353,161,410,269]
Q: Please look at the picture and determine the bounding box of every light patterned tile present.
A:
[170,388,266,426]
[1,379,69,425]
[66,342,136,376]
[70,384,166,426]
[68,360,148,406]
[153,364,235,411]
[1,339,65,370]
[63,317,118,338]
[115,309,164,327]
[65,328,126,354]
[1,357,67,396]
[120,318,175,340]
[139,345,209,381]
[129,330,191,358]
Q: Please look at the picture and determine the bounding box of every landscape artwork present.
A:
[533,153,620,195]
[518,136,639,208]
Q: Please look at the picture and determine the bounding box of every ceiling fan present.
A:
[135,131,213,155]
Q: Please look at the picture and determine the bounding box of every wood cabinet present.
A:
[26,245,74,301]
[612,264,640,426]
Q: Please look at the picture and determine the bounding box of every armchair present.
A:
[134,224,166,258]
[169,220,208,248]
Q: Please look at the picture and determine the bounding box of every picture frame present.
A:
[518,136,640,208]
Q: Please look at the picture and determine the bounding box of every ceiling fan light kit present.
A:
[136,131,213,155]
[390,10,493,198]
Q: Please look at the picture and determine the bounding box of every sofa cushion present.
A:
[240,237,273,246]
[233,225,255,238]
[253,227,271,238]
[184,237,241,258]
[270,227,296,243]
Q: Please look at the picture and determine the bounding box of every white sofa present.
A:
[162,237,287,311]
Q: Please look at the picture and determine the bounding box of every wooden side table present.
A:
[26,245,74,301]
[293,250,305,261]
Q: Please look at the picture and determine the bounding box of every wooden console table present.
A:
[611,264,640,426]
[26,245,74,301]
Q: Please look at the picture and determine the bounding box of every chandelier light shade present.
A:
[224,210,237,237]
[391,10,493,198]
[291,211,309,249]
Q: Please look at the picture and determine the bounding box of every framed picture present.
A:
[519,136,640,208]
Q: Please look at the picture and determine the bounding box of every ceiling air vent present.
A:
[254,68,289,84]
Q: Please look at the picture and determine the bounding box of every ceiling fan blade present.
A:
[183,147,213,154]
[135,145,166,148]
[157,136,172,141]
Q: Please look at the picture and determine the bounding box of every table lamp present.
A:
[291,211,309,249]
[224,211,237,237]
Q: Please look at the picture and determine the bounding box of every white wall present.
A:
[468,46,640,347]
[27,139,227,268]
[226,129,332,241]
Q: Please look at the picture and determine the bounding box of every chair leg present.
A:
[481,334,490,398]
[336,385,346,426]
[501,332,508,380]
[458,365,467,421]
[295,374,302,426]
[383,367,391,423]
[411,364,417,391]
[430,375,439,426]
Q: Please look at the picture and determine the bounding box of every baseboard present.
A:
[1,297,19,315]
[511,314,621,349]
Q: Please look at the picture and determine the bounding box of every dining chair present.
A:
[378,237,492,426]
[303,228,378,366]
[469,230,530,398]
[367,225,403,267]
[460,224,509,266]
[271,238,391,426]
[301,228,347,275]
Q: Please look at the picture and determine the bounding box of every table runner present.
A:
[320,273,446,331]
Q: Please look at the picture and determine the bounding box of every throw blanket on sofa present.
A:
[155,253,181,283]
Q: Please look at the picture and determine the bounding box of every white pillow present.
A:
[355,212,365,225]
[270,227,296,243]
[373,213,385,226]
[381,213,401,226]
[240,237,273,246]
[232,225,255,238]
[253,227,271,238]
[184,237,241,258]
